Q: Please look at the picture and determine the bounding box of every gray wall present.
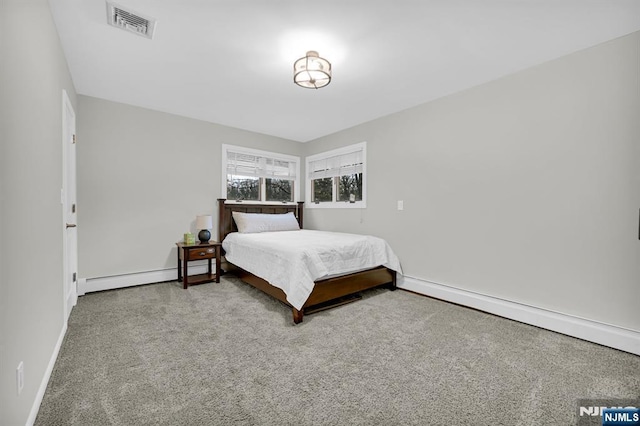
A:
[0,0,78,424]
[303,31,640,332]
[77,96,302,278]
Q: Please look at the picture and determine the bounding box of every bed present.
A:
[217,198,401,324]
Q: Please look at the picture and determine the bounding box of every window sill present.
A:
[305,202,367,209]
[224,200,299,205]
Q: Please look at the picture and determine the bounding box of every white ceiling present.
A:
[49,0,640,142]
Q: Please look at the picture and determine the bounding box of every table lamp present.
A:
[196,215,213,243]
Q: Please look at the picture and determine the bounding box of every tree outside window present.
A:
[227,176,259,201]
[266,178,293,202]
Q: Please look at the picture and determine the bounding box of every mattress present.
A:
[222,229,402,310]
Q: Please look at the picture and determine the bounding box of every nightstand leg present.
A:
[177,248,182,282]
[183,257,188,289]
[215,246,221,283]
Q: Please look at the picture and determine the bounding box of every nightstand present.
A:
[176,241,221,289]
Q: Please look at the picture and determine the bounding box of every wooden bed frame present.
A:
[217,198,396,324]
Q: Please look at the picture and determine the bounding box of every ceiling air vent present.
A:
[106,1,156,39]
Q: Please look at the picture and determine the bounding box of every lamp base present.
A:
[198,229,211,244]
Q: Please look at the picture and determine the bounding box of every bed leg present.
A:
[292,308,304,324]
[388,270,397,291]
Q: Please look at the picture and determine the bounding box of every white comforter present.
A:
[222,230,402,310]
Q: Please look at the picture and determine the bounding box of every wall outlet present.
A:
[397,200,404,211]
[16,361,24,395]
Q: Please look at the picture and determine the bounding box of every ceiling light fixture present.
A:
[293,51,331,89]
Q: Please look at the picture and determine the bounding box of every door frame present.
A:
[61,89,77,322]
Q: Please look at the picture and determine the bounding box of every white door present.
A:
[62,90,78,320]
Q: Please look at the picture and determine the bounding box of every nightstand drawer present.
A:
[186,247,216,260]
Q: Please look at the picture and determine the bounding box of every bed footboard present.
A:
[226,262,396,324]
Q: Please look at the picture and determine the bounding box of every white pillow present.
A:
[232,212,300,233]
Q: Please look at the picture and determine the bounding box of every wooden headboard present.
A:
[217,198,305,242]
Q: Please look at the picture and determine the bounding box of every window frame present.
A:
[222,144,301,204]
[305,141,367,209]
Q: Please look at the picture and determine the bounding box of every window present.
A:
[222,145,300,203]
[306,142,366,208]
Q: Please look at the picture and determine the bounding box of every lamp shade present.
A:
[196,215,213,230]
[294,51,331,89]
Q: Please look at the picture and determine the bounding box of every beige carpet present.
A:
[35,276,640,425]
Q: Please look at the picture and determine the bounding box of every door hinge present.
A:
[72,204,76,213]
[72,272,77,282]
[72,134,76,144]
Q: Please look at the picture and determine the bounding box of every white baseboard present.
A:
[77,278,87,296]
[78,265,213,294]
[26,322,67,426]
[399,275,640,356]
[65,288,77,318]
